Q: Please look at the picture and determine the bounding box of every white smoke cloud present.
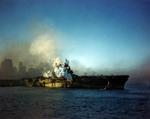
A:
[52,57,62,68]
[0,22,62,72]
[51,58,72,80]
[29,33,58,65]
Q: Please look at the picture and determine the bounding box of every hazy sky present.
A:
[0,0,150,74]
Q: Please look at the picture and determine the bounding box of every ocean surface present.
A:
[0,86,150,119]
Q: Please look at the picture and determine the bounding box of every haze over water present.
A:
[0,0,150,84]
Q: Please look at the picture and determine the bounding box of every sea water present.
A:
[0,86,150,119]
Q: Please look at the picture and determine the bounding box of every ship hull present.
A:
[23,75,129,90]
[73,75,129,89]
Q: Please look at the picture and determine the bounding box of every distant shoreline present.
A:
[0,79,24,86]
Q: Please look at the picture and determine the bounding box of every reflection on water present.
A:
[0,87,150,119]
